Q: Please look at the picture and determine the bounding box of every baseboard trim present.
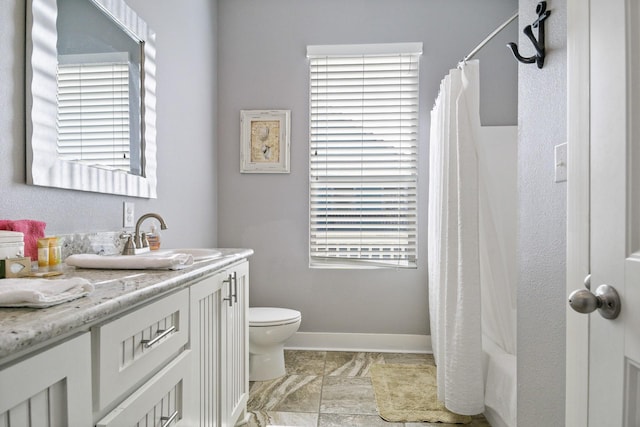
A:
[285,332,432,353]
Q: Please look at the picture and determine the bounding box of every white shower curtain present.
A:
[427,60,484,415]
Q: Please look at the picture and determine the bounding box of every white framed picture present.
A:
[240,110,290,173]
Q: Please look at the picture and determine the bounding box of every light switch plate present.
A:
[123,202,135,227]
[554,143,568,183]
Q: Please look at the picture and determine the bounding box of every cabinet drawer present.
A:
[94,289,189,410]
[96,351,192,427]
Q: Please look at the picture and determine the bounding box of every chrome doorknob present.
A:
[568,289,598,313]
[568,284,621,320]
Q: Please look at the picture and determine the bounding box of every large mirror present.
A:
[26,0,157,198]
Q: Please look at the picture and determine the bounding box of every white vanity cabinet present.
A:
[190,260,249,427]
[0,333,92,427]
[0,252,251,427]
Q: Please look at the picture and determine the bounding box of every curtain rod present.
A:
[461,11,519,64]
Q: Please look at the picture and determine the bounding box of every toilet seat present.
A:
[249,307,301,327]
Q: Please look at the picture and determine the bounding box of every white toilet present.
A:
[248,307,301,381]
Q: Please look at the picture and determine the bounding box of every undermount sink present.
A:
[150,248,222,261]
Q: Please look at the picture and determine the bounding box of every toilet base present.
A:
[249,346,286,381]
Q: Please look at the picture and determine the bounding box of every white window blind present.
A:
[56,53,132,172]
[308,43,421,268]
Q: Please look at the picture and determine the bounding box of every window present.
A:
[56,52,137,173]
[307,43,421,268]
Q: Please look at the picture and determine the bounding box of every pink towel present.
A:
[0,220,46,260]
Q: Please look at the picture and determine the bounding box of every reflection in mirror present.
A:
[57,51,141,174]
[57,0,142,175]
[26,0,157,198]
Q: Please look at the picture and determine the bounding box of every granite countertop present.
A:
[0,248,253,364]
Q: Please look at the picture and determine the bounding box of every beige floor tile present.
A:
[405,413,491,426]
[318,413,403,426]
[382,352,435,366]
[320,376,378,415]
[246,410,319,427]
[285,350,326,375]
[248,375,323,413]
[324,351,385,377]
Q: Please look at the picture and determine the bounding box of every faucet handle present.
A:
[120,232,136,255]
[140,232,149,248]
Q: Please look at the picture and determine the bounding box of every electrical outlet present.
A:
[123,202,135,227]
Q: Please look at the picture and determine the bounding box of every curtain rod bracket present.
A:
[507,1,550,69]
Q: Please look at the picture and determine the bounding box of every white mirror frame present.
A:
[25,0,157,198]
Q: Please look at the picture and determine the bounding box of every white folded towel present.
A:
[65,253,194,270]
[0,277,94,308]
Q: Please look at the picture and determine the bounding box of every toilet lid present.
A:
[249,307,301,326]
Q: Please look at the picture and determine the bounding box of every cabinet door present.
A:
[96,351,192,427]
[221,261,249,427]
[190,272,225,426]
[0,333,92,427]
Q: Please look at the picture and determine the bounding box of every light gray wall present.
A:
[2,0,570,422]
[217,0,518,334]
[516,0,566,425]
[0,0,218,248]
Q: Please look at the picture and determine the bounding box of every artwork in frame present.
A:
[240,110,291,173]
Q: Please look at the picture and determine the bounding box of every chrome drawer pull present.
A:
[141,325,176,348]
[232,271,238,303]
[160,410,178,427]
[223,274,233,307]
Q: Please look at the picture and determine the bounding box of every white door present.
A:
[568,0,640,425]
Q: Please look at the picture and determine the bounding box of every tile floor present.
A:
[246,350,491,427]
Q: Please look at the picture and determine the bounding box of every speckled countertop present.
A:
[0,248,253,364]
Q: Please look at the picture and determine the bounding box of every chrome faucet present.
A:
[120,212,168,255]
[134,213,168,249]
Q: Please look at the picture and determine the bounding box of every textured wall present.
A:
[516,0,567,424]
[0,0,218,248]
[217,0,518,334]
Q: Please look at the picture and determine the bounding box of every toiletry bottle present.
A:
[37,238,49,272]
[48,237,62,271]
[147,225,161,251]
